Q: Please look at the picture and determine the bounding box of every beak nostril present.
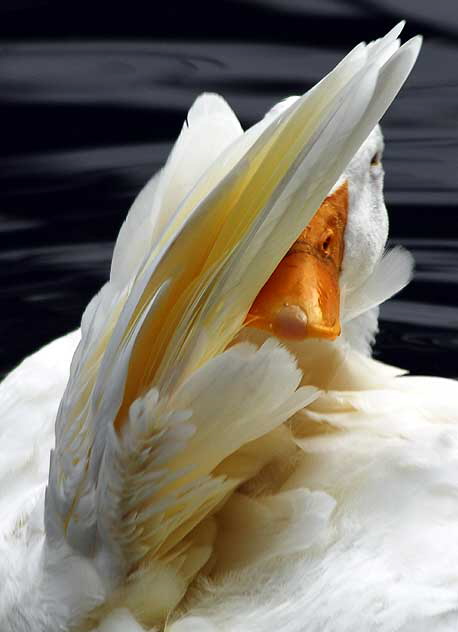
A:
[323,236,332,253]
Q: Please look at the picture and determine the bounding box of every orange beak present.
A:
[246,181,349,341]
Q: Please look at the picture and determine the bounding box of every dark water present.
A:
[1,0,457,378]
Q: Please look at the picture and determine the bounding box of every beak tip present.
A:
[273,305,309,340]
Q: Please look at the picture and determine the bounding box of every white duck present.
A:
[2,22,457,632]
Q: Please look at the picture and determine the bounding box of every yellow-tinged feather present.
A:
[45,28,422,631]
[114,71,375,430]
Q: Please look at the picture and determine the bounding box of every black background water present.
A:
[1,0,457,379]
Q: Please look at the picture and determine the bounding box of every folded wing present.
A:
[45,24,422,604]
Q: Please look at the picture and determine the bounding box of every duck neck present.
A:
[340,306,380,357]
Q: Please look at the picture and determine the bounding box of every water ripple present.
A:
[1,1,457,378]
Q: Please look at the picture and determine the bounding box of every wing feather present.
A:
[95,341,316,579]
[45,25,421,592]
[110,93,243,293]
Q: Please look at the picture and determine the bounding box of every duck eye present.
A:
[371,152,381,166]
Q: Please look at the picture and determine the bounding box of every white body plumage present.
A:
[3,22,457,632]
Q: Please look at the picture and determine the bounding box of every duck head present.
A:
[246,125,412,350]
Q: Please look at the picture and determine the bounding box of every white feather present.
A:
[0,331,79,536]
[110,93,243,292]
[49,25,421,618]
[95,341,316,580]
[168,348,458,632]
[342,246,415,323]
[0,23,434,632]
[91,609,147,632]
